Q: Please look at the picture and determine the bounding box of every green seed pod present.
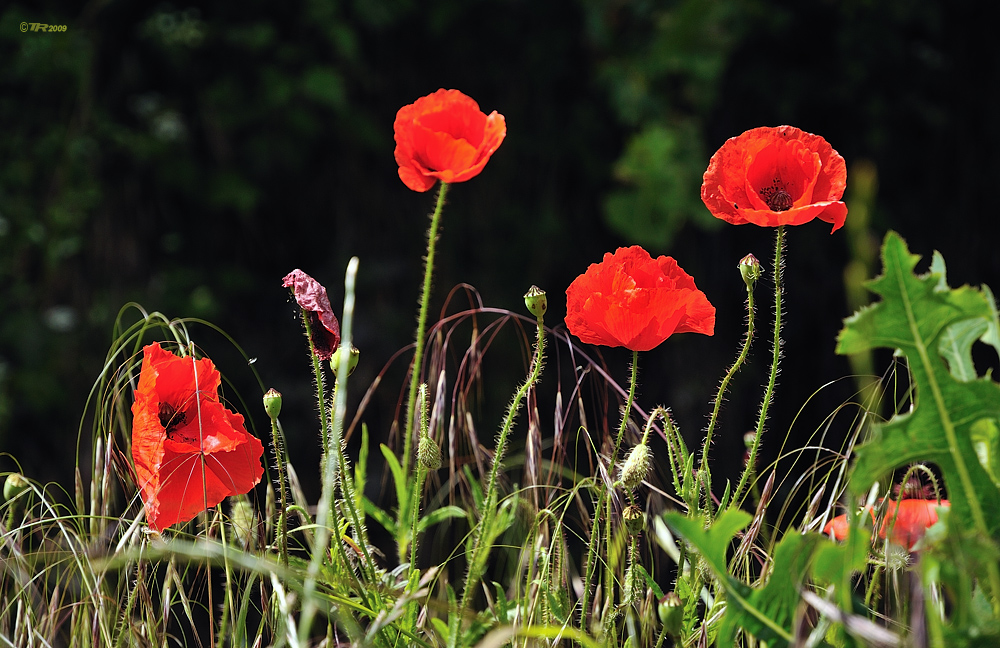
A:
[417,434,442,471]
[658,591,683,636]
[263,388,283,420]
[623,504,644,536]
[523,285,547,318]
[330,344,360,378]
[620,442,651,492]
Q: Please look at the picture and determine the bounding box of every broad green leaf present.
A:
[971,418,1000,488]
[417,505,467,533]
[667,510,816,647]
[836,231,1000,540]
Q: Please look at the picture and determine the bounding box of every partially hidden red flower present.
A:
[393,88,506,192]
[283,269,341,360]
[701,126,848,233]
[565,245,715,352]
[823,498,949,550]
[131,343,264,532]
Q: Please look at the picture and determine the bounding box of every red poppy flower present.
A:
[565,245,715,352]
[393,88,506,192]
[283,269,341,360]
[823,498,949,550]
[701,126,848,233]
[131,343,265,531]
[879,498,948,550]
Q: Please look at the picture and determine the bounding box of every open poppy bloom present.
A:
[701,126,848,233]
[824,498,949,550]
[283,269,341,360]
[565,245,715,351]
[393,88,506,192]
[131,342,265,531]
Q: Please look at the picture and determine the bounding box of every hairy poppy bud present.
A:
[330,344,360,378]
[4,473,29,502]
[739,254,761,290]
[623,504,644,536]
[263,388,282,420]
[418,434,442,471]
[620,442,651,491]
[523,285,547,318]
[658,591,683,636]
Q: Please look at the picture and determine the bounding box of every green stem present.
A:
[402,182,450,483]
[602,350,640,620]
[733,225,784,508]
[268,416,289,568]
[699,277,756,514]
[408,384,431,583]
[299,258,369,644]
[453,312,546,645]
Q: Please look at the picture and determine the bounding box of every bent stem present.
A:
[453,310,546,645]
[699,272,756,514]
[402,182,450,485]
[732,225,784,508]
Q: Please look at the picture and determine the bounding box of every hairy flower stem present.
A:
[453,311,545,645]
[579,350,639,632]
[408,384,431,584]
[298,258,374,644]
[402,182,450,485]
[733,226,784,508]
[699,274,756,515]
[268,416,289,567]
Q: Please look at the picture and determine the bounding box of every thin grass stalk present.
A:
[453,308,546,645]
[699,271,756,515]
[402,182,450,485]
[733,225,785,508]
[299,257,364,644]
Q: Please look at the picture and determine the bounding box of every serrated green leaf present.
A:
[939,318,988,382]
[836,231,1000,541]
[971,418,1000,488]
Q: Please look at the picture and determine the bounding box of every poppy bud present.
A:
[263,388,282,421]
[623,504,644,536]
[417,434,442,471]
[4,473,29,502]
[620,443,651,492]
[523,285,547,318]
[739,254,761,290]
[330,344,360,378]
[658,591,683,636]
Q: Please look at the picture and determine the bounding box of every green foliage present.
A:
[837,231,1000,540]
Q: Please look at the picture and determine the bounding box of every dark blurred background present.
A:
[2,0,997,510]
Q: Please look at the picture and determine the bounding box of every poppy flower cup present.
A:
[565,245,716,352]
[393,88,507,192]
[701,126,848,233]
[131,342,265,532]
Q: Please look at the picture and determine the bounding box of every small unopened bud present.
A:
[330,344,360,378]
[523,285,547,318]
[620,443,651,492]
[263,388,283,420]
[4,473,29,502]
[739,253,761,290]
[417,434,442,471]
[623,504,644,536]
[658,591,683,636]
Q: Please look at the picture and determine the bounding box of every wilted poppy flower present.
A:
[283,269,341,360]
[701,126,848,233]
[131,343,264,532]
[565,245,715,352]
[393,88,506,192]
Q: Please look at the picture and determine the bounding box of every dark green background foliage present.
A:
[1,0,997,502]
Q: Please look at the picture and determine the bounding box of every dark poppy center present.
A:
[758,180,794,212]
[159,403,187,438]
